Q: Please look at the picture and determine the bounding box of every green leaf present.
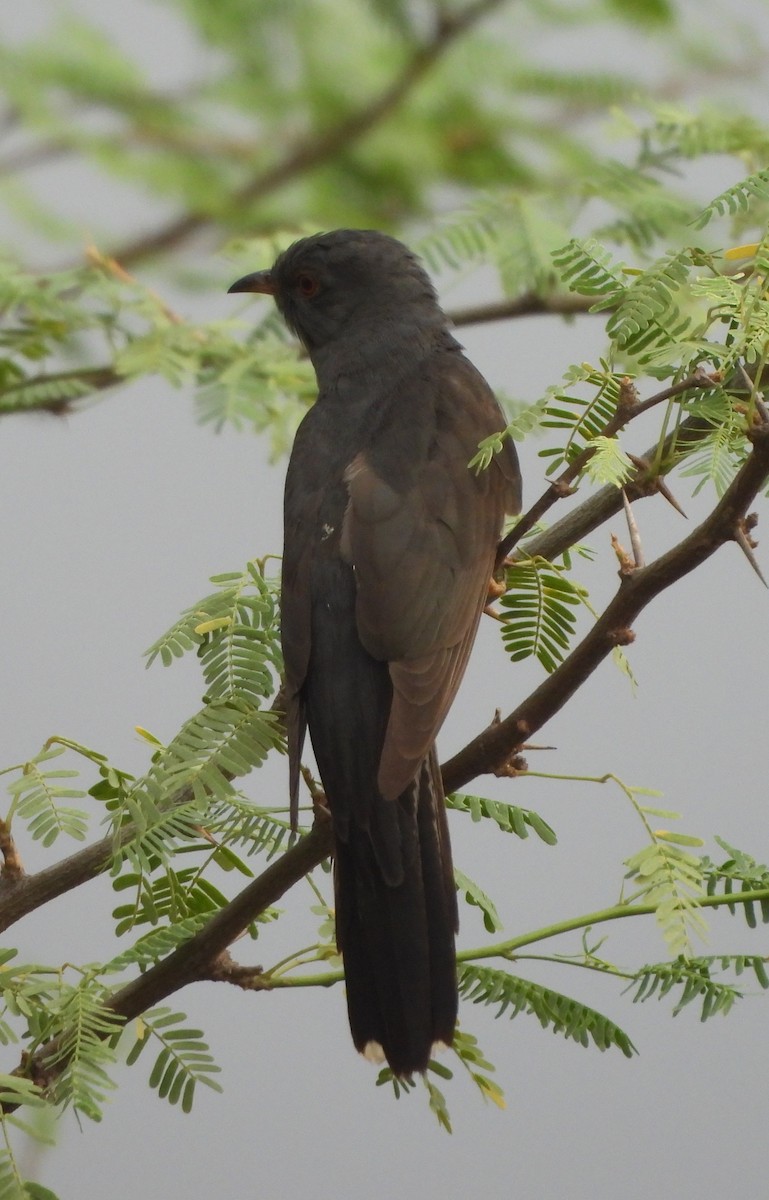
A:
[459,965,637,1057]
[0,1077,45,1109]
[35,987,123,1121]
[454,870,502,933]
[538,361,628,475]
[692,166,769,230]
[423,1076,452,1133]
[113,697,283,875]
[5,748,89,846]
[629,954,769,1020]
[624,838,707,955]
[446,792,557,845]
[584,435,634,487]
[605,249,693,361]
[552,236,626,301]
[702,840,769,926]
[451,1028,505,1110]
[500,558,583,672]
[126,1007,222,1111]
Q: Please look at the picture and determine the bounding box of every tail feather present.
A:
[301,559,458,1074]
[334,750,458,1077]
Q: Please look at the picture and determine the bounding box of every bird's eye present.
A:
[296,274,319,297]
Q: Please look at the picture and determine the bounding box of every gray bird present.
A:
[229,230,521,1076]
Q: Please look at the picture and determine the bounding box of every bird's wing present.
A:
[281,409,349,819]
[341,356,521,798]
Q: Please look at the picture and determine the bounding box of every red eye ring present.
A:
[296,273,319,297]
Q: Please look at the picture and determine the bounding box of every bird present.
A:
[229,230,521,1077]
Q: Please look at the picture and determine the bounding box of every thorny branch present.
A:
[495,367,719,566]
[7,413,769,1105]
[445,419,769,789]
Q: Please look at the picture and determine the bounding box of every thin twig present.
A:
[448,291,600,327]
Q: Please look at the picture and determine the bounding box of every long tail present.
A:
[333,748,458,1077]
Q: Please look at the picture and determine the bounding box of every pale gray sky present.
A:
[2,2,769,1197]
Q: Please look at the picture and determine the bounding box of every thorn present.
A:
[191,823,220,847]
[754,394,769,425]
[736,364,769,426]
[737,363,755,394]
[735,517,767,587]
[655,477,688,519]
[622,490,645,568]
[627,453,687,517]
[491,741,557,778]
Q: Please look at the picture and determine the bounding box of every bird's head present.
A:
[228,229,450,366]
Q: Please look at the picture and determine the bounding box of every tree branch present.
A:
[0,288,605,420]
[448,291,600,327]
[466,888,769,961]
[444,418,769,790]
[105,819,334,1022]
[10,417,769,1104]
[14,856,769,1105]
[106,0,512,267]
[0,409,718,932]
[0,830,117,934]
[495,367,718,566]
[0,367,122,418]
[518,412,712,564]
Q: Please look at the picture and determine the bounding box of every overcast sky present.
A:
[2,2,769,1198]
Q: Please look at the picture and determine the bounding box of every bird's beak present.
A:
[227,270,276,295]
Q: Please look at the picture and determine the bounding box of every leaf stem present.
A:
[459,887,769,961]
[254,887,769,990]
